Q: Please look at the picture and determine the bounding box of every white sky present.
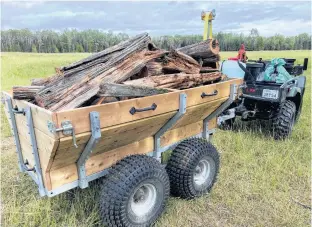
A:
[1,1,311,36]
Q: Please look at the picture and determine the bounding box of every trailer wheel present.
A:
[99,155,170,227]
[166,138,219,199]
[271,100,296,140]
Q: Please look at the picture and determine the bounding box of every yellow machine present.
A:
[201,9,216,40]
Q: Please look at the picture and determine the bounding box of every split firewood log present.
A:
[177,39,219,59]
[123,72,222,89]
[98,83,171,97]
[162,50,200,74]
[13,86,44,100]
[35,34,155,111]
[38,50,168,111]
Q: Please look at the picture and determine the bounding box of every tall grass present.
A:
[1,51,311,226]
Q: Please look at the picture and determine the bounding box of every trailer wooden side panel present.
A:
[2,93,59,190]
[2,78,243,193]
[50,97,227,172]
[54,79,242,137]
[49,118,217,189]
[50,112,176,171]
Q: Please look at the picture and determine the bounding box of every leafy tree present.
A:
[31,44,37,53]
[1,28,311,53]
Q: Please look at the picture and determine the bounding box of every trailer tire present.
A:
[271,100,296,140]
[99,155,170,227]
[166,138,219,199]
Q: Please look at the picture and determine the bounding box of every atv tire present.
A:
[166,138,219,199]
[99,155,170,227]
[271,100,296,140]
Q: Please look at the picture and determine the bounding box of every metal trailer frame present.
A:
[3,84,237,198]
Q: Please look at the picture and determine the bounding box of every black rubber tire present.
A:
[99,155,170,227]
[166,138,220,199]
[271,100,296,140]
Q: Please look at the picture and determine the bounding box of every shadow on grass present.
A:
[225,119,273,138]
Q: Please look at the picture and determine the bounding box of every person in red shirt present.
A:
[228,44,248,63]
[237,44,247,63]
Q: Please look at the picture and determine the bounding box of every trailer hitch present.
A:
[48,121,78,148]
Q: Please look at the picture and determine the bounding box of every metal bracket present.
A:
[25,107,46,196]
[4,96,25,172]
[48,120,78,148]
[77,111,101,189]
[203,84,237,140]
[153,93,187,161]
[217,108,236,126]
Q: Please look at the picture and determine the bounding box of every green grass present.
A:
[1,51,311,226]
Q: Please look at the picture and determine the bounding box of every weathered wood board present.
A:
[49,118,216,189]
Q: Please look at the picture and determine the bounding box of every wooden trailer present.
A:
[2,77,242,226]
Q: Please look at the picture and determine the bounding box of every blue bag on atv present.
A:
[264,58,293,83]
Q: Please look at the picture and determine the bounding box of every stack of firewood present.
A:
[12,33,222,111]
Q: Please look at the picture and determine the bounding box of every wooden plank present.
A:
[49,119,216,190]
[50,112,176,170]
[55,78,242,137]
[182,78,241,107]
[11,98,57,139]
[56,91,180,136]
[18,134,35,167]
[172,97,227,129]
[161,118,217,147]
[16,124,59,190]
[49,137,154,189]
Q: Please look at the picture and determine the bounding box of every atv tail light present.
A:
[247,88,256,93]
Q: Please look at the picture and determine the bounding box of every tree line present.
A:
[1,28,311,53]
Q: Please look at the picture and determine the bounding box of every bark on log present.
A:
[146,61,163,76]
[31,74,62,86]
[202,54,220,64]
[98,83,170,97]
[91,96,119,105]
[162,50,200,74]
[200,67,219,73]
[177,39,219,59]
[123,72,222,89]
[57,33,149,73]
[13,86,44,100]
[35,35,154,111]
[38,50,167,111]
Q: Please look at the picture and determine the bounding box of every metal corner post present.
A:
[77,111,101,189]
[203,84,237,140]
[5,95,25,172]
[25,107,46,196]
[154,93,187,161]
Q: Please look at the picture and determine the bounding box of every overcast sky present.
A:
[1,1,311,36]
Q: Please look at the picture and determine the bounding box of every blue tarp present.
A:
[264,58,293,83]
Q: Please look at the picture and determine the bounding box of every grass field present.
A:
[1,51,311,226]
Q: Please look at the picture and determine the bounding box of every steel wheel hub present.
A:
[193,158,211,187]
[130,183,157,217]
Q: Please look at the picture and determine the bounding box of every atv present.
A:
[220,57,309,140]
